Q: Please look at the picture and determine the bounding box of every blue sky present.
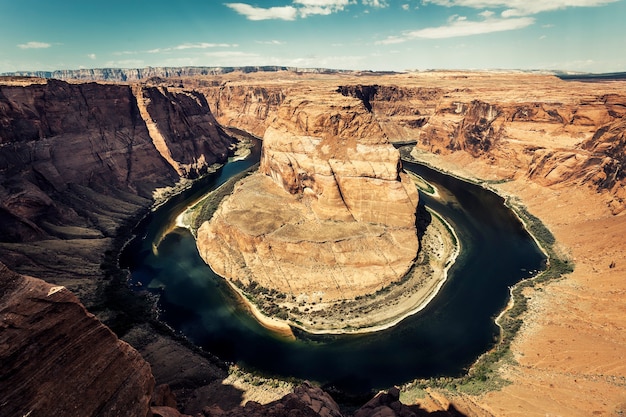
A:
[1,0,625,73]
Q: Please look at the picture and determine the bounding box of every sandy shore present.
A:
[176,191,459,335]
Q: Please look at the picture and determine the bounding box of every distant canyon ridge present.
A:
[1,68,626,417]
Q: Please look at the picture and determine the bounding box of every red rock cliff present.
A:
[0,79,235,299]
[0,262,154,417]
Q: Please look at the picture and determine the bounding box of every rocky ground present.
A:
[194,70,626,416]
[188,179,456,333]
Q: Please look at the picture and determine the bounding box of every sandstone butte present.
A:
[196,92,419,306]
[1,70,626,417]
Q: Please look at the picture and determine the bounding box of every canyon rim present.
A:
[1,69,626,416]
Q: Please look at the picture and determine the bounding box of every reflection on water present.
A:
[121,141,546,394]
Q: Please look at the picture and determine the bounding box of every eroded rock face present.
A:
[197,94,419,302]
[0,78,240,415]
[0,79,234,300]
[0,262,154,417]
[204,73,626,213]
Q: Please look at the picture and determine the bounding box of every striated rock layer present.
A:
[0,78,234,303]
[0,262,154,417]
[0,77,237,414]
[197,93,419,302]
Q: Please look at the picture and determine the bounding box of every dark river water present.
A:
[120,140,546,394]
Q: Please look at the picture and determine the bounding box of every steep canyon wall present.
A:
[0,78,236,416]
[200,72,626,214]
[0,79,234,291]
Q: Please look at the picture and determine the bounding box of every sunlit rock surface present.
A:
[197,93,419,302]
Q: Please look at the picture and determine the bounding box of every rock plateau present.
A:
[196,92,419,305]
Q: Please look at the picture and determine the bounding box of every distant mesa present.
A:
[0,66,372,82]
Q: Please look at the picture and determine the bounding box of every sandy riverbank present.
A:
[176,193,458,335]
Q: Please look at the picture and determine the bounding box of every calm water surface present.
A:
[120,140,546,393]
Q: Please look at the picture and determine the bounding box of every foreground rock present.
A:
[197,93,419,309]
[0,262,154,417]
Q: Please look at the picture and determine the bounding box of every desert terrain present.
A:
[1,68,625,416]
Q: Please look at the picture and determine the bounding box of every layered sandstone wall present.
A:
[202,72,626,213]
[197,93,419,303]
[0,79,234,297]
[202,83,287,137]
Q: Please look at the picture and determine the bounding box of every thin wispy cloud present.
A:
[376,0,615,46]
[175,42,237,50]
[205,51,259,58]
[140,43,239,54]
[377,15,534,43]
[255,40,286,45]
[87,53,97,60]
[421,0,619,16]
[17,41,51,49]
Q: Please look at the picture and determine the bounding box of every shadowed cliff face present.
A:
[0,79,234,289]
[0,78,239,417]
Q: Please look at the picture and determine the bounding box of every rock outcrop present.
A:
[197,93,419,303]
[0,78,234,303]
[201,382,343,417]
[0,262,154,417]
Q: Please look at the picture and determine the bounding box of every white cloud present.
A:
[410,15,534,38]
[376,15,534,43]
[224,3,298,20]
[362,0,389,7]
[146,43,238,54]
[225,0,357,20]
[402,4,410,10]
[87,53,97,60]
[175,42,237,50]
[295,0,355,17]
[421,0,619,16]
[17,41,51,49]
[205,51,260,58]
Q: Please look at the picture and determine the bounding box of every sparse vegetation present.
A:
[188,164,259,233]
[403,193,575,396]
